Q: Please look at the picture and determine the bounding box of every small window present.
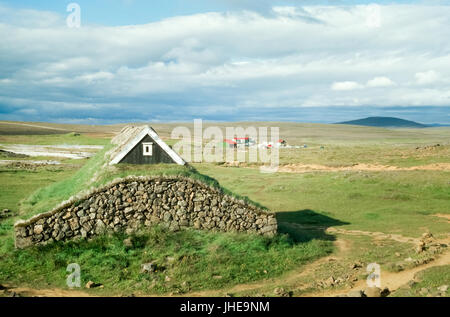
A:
[142,142,153,156]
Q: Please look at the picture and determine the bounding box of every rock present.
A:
[419,287,429,296]
[95,219,106,234]
[395,262,405,271]
[141,262,156,274]
[380,287,390,297]
[165,275,171,282]
[124,207,133,214]
[415,245,425,253]
[0,209,12,219]
[69,218,80,231]
[325,276,335,286]
[1,209,11,215]
[212,275,223,279]
[274,287,284,295]
[85,281,103,289]
[125,228,134,235]
[364,287,382,297]
[407,280,417,288]
[347,290,365,297]
[335,277,344,284]
[395,252,401,257]
[33,225,43,235]
[350,261,363,269]
[123,237,133,248]
[437,285,448,292]
[80,228,88,238]
[273,287,290,297]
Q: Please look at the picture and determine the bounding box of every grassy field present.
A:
[0,227,330,296]
[193,164,450,238]
[0,122,449,297]
[0,130,332,296]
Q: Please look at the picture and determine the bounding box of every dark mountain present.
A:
[336,117,428,128]
[426,123,450,127]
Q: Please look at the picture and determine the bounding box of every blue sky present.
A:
[0,1,449,124]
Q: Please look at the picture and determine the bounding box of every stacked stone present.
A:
[15,176,277,249]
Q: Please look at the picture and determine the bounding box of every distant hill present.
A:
[336,117,428,128]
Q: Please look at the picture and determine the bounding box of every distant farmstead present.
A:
[223,137,256,148]
[109,125,185,165]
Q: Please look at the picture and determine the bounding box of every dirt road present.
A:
[278,163,450,173]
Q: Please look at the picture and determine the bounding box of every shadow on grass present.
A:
[276,209,349,243]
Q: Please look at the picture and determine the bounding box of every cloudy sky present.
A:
[0,0,449,124]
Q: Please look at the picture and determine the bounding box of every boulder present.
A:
[419,287,429,296]
[273,287,290,297]
[407,280,417,288]
[364,286,382,297]
[123,237,133,248]
[85,281,103,289]
[33,225,43,235]
[437,285,448,293]
[347,290,365,297]
[141,262,156,274]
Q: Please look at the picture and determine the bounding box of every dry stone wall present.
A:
[14,176,277,249]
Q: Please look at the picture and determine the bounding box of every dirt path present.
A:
[326,227,420,244]
[187,228,449,297]
[2,285,91,297]
[277,163,450,173]
[308,247,450,297]
[434,214,450,222]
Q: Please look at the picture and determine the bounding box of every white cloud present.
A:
[0,4,450,123]
[0,4,64,27]
[331,81,364,91]
[366,76,396,87]
[415,70,440,85]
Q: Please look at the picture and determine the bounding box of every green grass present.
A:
[0,165,82,240]
[20,144,114,218]
[278,144,450,167]
[0,166,80,213]
[0,164,85,265]
[193,164,450,238]
[0,226,332,295]
[0,132,333,295]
